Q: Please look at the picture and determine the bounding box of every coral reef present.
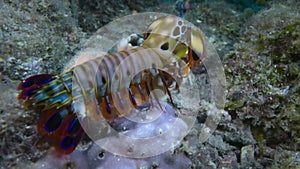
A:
[0,0,85,80]
[224,0,300,167]
[0,80,48,167]
[185,0,245,58]
[76,0,160,33]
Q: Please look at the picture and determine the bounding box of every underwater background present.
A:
[0,0,299,168]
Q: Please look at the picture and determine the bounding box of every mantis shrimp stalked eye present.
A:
[143,15,205,72]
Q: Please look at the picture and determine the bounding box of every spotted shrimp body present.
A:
[18,15,205,154]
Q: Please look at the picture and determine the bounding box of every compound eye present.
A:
[173,43,188,61]
[160,42,169,50]
[190,28,204,62]
[144,29,152,40]
[192,50,200,61]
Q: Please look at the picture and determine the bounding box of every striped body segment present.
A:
[71,47,172,120]
[18,47,178,154]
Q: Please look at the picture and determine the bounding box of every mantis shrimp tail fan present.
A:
[18,73,85,154]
